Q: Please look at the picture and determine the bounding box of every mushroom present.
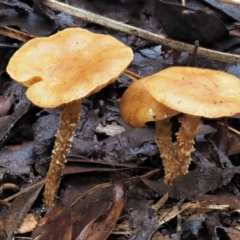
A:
[119,78,179,184]
[7,28,133,206]
[120,66,240,184]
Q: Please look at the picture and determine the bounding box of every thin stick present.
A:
[0,26,37,41]
[124,69,141,81]
[182,0,186,6]
[229,30,240,38]
[218,121,240,136]
[220,0,240,6]
[4,179,45,202]
[42,0,240,63]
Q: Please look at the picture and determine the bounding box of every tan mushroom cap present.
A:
[7,28,133,108]
[143,66,240,118]
[119,78,179,128]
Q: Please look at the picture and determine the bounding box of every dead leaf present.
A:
[0,93,14,118]
[151,231,165,240]
[215,226,240,239]
[76,173,126,240]
[140,166,240,200]
[155,0,229,46]
[32,204,72,240]
[181,214,205,239]
[204,0,240,22]
[209,141,233,168]
[0,142,35,175]
[0,184,42,239]
[63,162,133,175]
[128,207,159,240]
[196,194,240,209]
[0,102,31,147]
[0,8,56,35]
[62,173,112,239]
[214,121,229,155]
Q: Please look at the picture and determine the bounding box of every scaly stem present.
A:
[44,100,81,207]
[155,119,178,185]
[175,114,200,178]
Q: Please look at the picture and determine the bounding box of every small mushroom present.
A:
[120,78,179,184]
[7,28,133,206]
[119,78,178,128]
[120,66,240,184]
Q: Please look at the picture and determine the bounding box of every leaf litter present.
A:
[1,0,240,239]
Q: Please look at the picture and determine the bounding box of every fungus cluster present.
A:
[7,28,133,206]
[120,66,240,184]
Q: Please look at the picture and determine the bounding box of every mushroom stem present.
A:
[155,119,177,185]
[44,99,81,207]
[175,114,200,178]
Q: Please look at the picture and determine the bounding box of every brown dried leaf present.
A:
[214,122,229,155]
[209,141,233,168]
[0,102,30,147]
[0,0,32,13]
[227,127,240,155]
[196,194,240,209]
[76,173,126,240]
[140,166,240,200]
[0,93,15,118]
[0,184,42,239]
[31,204,72,240]
[215,226,240,240]
[63,173,112,239]
[63,162,133,175]
[151,231,165,240]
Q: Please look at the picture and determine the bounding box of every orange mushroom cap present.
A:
[143,67,240,118]
[7,28,133,108]
[119,78,179,128]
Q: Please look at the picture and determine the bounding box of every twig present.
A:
[181,0,186,6]
[0,26,37,41]
[124,69,141,81]
[229,30,240,38]
[220,0,240,6]
[4,179,45,202]
[218,121,240,135]
[42,0,240,63]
